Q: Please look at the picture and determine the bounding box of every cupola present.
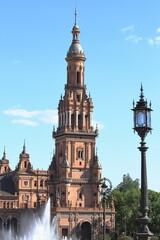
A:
[66,9,85,59]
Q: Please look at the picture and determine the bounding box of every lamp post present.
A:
[101,177,112,240]
[132,85,153,240]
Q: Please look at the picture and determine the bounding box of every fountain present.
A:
[0,199,72,240]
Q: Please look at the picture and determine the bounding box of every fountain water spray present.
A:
[0,199,59,240]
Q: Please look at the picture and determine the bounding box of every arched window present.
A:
[6,218,10,231]
[11,217,18,233]
[78,150,83,159]
[71,114,74,129]
[24,161,27,168]
[79,192,82,199]
[77,72,81,84]
[78,114,82,130]
[40,180,43,187]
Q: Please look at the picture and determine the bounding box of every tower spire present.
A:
[75,8,77,26]
[3,146,6,159]
[22,139,26,154]
[66,9,85,59]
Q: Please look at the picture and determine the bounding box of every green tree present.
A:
[148,190,160,238]
[112,174,140,237]
[113,174,160,238]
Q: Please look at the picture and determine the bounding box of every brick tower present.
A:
[48,11,115,240]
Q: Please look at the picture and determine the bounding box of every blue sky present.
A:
[0,0,160,191]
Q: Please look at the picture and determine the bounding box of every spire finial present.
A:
[133,99,135,108]
[75,8,77,26]
[3,146,6,159]
[140,83,144,100]
[23,139,26,154]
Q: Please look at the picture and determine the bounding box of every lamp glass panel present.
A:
[136,111,146,127]
[147,111,151,128]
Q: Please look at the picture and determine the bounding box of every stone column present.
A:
[76,111,78,128]
[83,111,85,128]
[69,111,71,127]
[90,112,93,128]
[66,111,68,127]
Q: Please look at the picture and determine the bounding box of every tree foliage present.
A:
[148,190,160,237]
[112,174,140,237]
[112,174,160,238]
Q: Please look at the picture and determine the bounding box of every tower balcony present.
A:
[52,126,98,138]
[65,83,86,89]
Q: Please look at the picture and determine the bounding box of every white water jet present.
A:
[0,199,59,240]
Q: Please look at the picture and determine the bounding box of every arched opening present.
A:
[24,161,27,168]
[78,114,82,130]
[11,217,18,233]
[40,179,44,187]
[71,114,74,129]
[79,192,82,199]
[77,72,81,84]
[81,221,91,240]
[0,218,3,231]
[6,218,10,231]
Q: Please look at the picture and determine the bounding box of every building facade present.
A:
[0,14,115,240]
[0,145,49,234]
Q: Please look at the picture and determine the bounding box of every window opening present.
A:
[78,150,83,159]
[71,114,74,129]
[24,161,27,168]
[77,72,81,84]
[77,95,81,102]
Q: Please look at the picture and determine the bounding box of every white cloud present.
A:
[156,27,160,33]
[4,109,41,118]
[147,38,154,45]
[155,36,160,44]
[125,35,143,44]
[11,119,39,126]
[92,120,104,130]
[4,108,58,126]
[121,25,142,44]
[121,25,134,33]
[38,110,58,124]
[147,36,160,45]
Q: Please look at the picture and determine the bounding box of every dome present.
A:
[67,42,84,57]
[66,23,85,58]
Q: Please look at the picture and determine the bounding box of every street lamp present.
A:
[101,177,112,240]
[132,85,153,240]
